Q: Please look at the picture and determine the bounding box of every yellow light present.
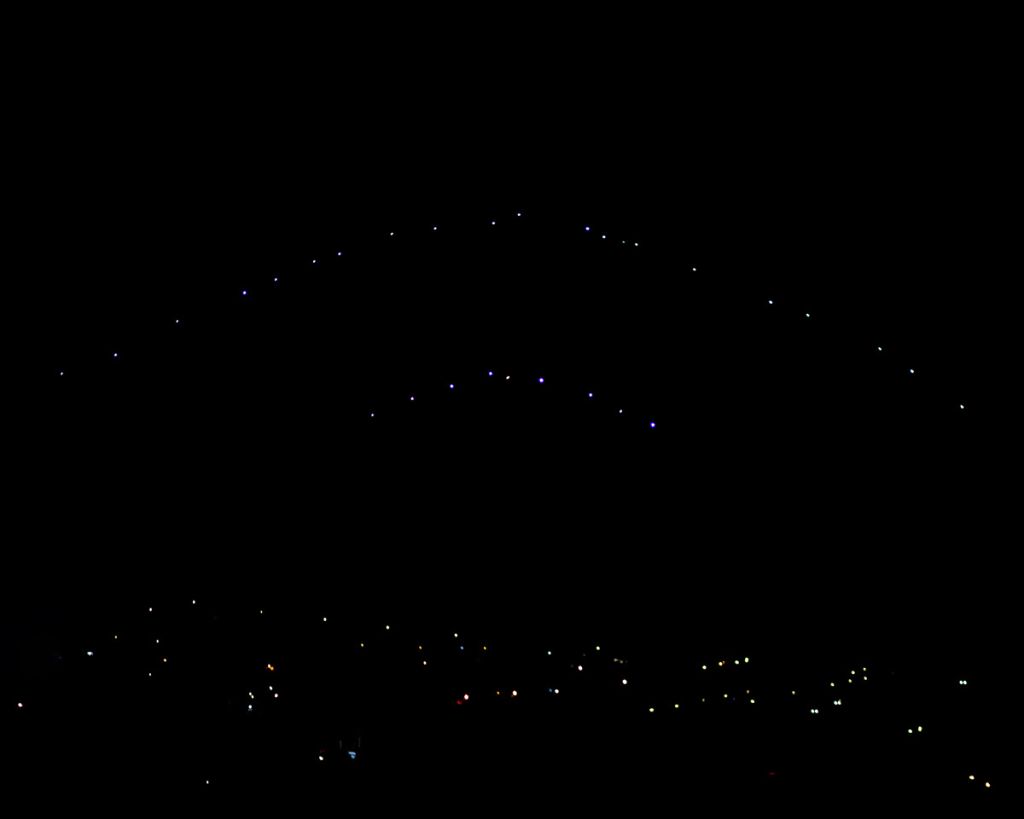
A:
[267,664,275,671]
[968,775,975,781]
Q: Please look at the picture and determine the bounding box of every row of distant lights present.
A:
[370,371,655,428]
[765,301,966,412]
[54,214,968,418]
[56,213,645,379]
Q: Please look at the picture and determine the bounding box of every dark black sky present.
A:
[7,14,1010,655]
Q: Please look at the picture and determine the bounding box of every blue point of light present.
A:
[449,383,455,390]
[538,377,545,384]
[487,371,494,377]
[241,290,248,296]
[584,226,591,232]
[650,421,656,429]
[588,392,594,398]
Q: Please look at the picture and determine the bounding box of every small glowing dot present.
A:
[86,651,94,657]
[877,346,883,351]
[968,775,975,781]
[805,312,811,318]
[516,212,522,217]
[648,707,655,713]
[622,679,628,685]
[487,371,493,377]
[511,690,518,697]
[601,234,607,239]
[241,290,248,296]
[538,377,544,383]
[337,251,343,256]
[112,352,119,358]
[584,226,591,232]
[385,625,390,630]
[743,657,749,663]
[318,755,324,761]
[273,277,279,283]
[449,383,454,389]
[409,395,415,401]
[917,726,923,732]
[692,267,697,272]
[389,231,395,237]
[491,220,496,226]
[909,368,915,375]
[650,422,656,429]
[959,404,965,410]
[984,782,990,788]
[323,617,327,622]
[432,226,438,231]
[17,702,24,709]
[768,300,774,305]
[312,259,317,264]
[553,688,559,694]
[577,665,583,671]
[674,703,680,709]
[587,392,593,398]
[701,664,707,670]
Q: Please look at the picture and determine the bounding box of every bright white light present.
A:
[577,665,583,671]
[584,226,591,232]
[538,377,544,383]
[588,392,593,398]
[650,422,656,429]
[622,679,628,685]
[909,368,915,374]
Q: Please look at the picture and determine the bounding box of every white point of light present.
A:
[577,665,583,671]
[650,422,656,429]
[112,352,119,358]
[909,368,915,374]
[432,226,438,231]
[491,220,496,226]
[622,679,628,685]
[648,707,655,713]
[768,300,773,305]
[449,383,454,389]
[588,392,594,398]
[584,226,591,232]
[409,395,415,401]
[487,371,493,377]
[538,377,544,383]
[601,234,607,239]
[241,290,247,296]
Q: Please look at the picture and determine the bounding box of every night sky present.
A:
[2,13,1010,810]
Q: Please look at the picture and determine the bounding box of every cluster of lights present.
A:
[8,592,992,795]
